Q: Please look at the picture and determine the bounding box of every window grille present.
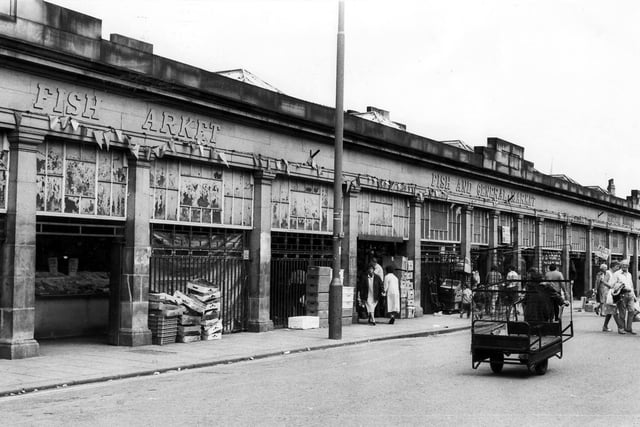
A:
[570,225,587,252]
[521,217,536,248]
[542,220,563,249]
[421,201,461,242]
[471,209,489,245]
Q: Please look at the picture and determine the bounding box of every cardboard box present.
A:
[406,306,415,319]
[288,316,320,329]
[306,300,329,311]
[392,256,408,271]
[306,292,330,304]
[306,308,328,319]
[342,287,355,309]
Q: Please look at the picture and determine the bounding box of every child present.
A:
[460,284,473,319]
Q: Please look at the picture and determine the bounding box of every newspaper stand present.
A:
[470,279,573,375]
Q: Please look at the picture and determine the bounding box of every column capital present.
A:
[410,195,423,207]
[344,182,361,196]
[254,170,276,181]
[7,129,46,149]
[126,155,151,169]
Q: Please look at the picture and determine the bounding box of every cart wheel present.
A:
[534,359,548,375]
[490,354,504,374]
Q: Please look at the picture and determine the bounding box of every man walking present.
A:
[611,260,636,335]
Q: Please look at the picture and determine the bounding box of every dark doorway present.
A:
[34,219,123,340]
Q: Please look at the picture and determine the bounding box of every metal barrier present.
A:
[149,254,249,334]
[270,257,333,328]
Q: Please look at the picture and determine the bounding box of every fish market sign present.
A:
[430,172,535,208]
[142,109,221,145]
[32,83,101,120]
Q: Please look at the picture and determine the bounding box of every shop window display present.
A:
[150,159,253,227]
[271,178,332,232]
[36,141,127,218]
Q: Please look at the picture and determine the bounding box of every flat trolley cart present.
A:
[470,279,574,375]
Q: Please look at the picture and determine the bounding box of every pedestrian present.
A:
[369,258,384,316]
[485,265,502,316]
[601,261,619,332]
[504,265,520,318]
[371,257,384,282]
[594,263,610,316]
[358,265,382,326]
[544,264,568,321]
[460,283,472,319]
[382,265,400,324]
[523,267,568,323]
[611,260,637,335]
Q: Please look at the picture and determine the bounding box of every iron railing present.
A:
[149,254,248,334]
[270,257,333,328]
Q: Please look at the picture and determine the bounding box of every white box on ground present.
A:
[288,316,320,329]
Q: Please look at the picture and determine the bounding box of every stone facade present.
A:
[0,1,639,358]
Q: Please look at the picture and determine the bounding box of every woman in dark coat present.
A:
[523,268,567,322]
[358,265,382,325]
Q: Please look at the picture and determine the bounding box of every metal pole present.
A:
[329,0,345,340]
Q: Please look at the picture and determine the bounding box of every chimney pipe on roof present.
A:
[607,178,616,196]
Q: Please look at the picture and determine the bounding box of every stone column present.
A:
[606,229,612,265]
[0,130,43,359]
[534,217,544,272]
[488,210,500,269]
[341,186,359,289]
[585,223,593,297]
[408,196,423,317]
[248,170,275,332]
[514,214,524,274]
[561,222,571,281]
[109,156,152,346]
[460,206,473,271]
[623,233,630,260]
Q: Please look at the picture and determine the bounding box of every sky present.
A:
[49,0,640,199]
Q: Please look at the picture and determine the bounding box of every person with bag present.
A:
[358,265,382,326]
[595,263,610,316]
[601,261,619,332]
[611,260,637,335]
[382,265,400,324]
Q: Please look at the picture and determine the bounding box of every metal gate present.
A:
[149,254,249,334]
[270,257,333,328]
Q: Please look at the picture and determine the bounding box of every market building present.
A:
[1,0,640,359]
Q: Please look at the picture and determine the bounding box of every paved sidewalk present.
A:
[0,314,471,397]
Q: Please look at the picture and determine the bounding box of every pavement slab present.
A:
[0,314,473,397]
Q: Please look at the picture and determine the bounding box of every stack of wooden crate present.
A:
[189,280,222,341]
[148,293,185,345]
[305,267,352,327]
[173,279,223,342]
[305,266,331,328]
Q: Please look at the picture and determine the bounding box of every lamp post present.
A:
[329,0,345,340]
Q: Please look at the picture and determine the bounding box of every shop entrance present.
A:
[358,238,405,317]
[269,232,333,329]
[35,218,124,340]
[570,254,586,298]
